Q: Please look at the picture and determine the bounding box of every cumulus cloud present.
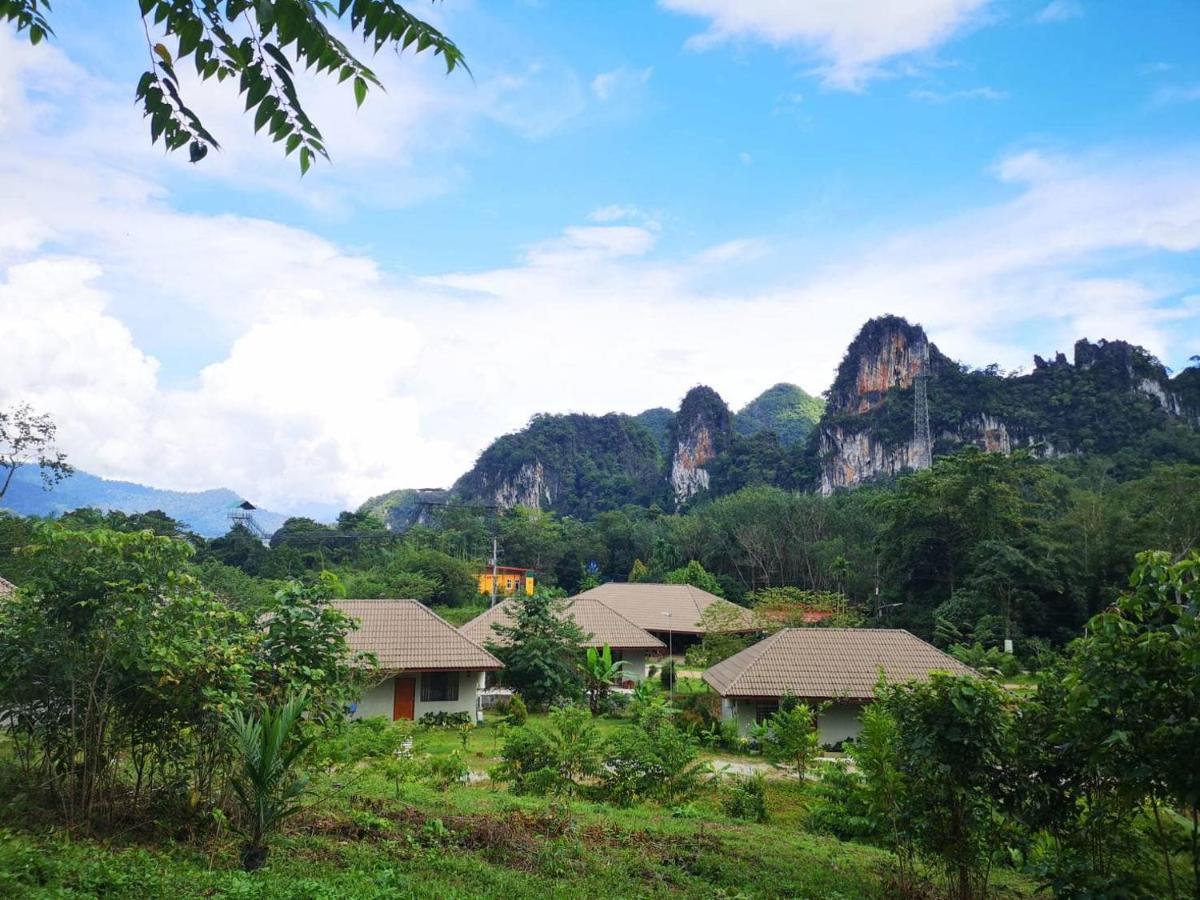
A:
[4,32,1200,514]
[658,0,992,90]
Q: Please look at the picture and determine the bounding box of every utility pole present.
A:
[663,611,673,703]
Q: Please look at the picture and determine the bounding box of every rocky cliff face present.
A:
[493,461,552,510]
[816,317,1196,494]
[669,386,733,506]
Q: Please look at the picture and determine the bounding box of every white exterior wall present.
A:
[349,671,487,723]
[723,698,865,747]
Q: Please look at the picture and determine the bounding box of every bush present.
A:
[506,693,528,725]
[418,710,471,728]
[949,642,1021,679]
[492,706,602,796]
[599,705,706,806]
[752,702,823,779]
[311,716,412,766]
[805,762,876,841]
[659,660,676,691]
[424,751,468,791]
[721,773,769,823]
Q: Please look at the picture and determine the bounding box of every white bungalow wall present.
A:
[350,671,487,723]
[722,698,864,747]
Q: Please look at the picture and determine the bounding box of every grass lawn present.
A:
[0,711,1048,899]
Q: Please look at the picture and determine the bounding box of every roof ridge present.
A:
[571,597,665,648]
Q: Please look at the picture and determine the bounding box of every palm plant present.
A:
[583,644,624,714]
[225,693,314,871]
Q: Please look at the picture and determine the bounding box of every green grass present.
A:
[0,714,1047,899]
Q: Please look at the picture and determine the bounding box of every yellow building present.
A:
[477,566,536,597]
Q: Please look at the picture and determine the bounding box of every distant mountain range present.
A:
[0,467,289,538]
[362,315,1200,528]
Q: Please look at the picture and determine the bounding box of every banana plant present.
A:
[225,693,314,871]
[583,644,625,715]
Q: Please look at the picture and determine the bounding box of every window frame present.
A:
[420,671,460,703]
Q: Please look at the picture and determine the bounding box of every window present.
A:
[421,672,459,702]
[753,700,779,724]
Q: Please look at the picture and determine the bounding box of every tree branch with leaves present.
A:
[1,0,468,172]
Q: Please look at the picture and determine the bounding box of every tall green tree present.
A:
[1065,551,1200,898]
[485,592,586,710]
[880,674,1013,900]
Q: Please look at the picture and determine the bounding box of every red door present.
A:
[392,676,416,720]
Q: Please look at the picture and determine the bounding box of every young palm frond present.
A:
[226,693,313,871]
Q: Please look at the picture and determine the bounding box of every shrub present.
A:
[721,773,769,823]
[418,710,471,728]
[425,751,468,791]
[311,716,412,766]
[225,694,313,871]
[599,705,706,806]
[492,706,602,796]
[506,693,528,725]
[752,702,824,780]
[805,762,875,840]
[659,660,676,691]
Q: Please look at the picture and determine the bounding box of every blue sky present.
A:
[2,0,1199,511]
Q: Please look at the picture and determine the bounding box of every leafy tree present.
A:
[665,559,725,597]
[1064,551,1200,898]
[601,702,705,806]
[485,592,586,710]
[847,703,914,890]
[254,580,368,720]
[880,674,1013,900]
[0,526,253,820]
[492,706,602,796]
[583,644,623,714]
[753,701,824,779]
[225,694,314,871]
[0,403,72,501]
[628,558,651,582]
[2,0,466,171]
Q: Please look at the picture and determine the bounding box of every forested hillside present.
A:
[382,315,1198,518]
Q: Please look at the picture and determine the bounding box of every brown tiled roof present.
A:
[703,628,975,700]
[573,583,757,634]
[460,598,665,650]
[0,576,15,597]
[330,599,502,672]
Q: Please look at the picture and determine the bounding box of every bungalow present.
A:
[703,628,975,746]
[572,582,758,650]
[0,576,14,597]
[460,597,665,682]
[332,599,503,724]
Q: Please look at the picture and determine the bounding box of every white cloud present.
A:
[659,0,992,90]
[4,33,1200,514]
[739,151,753,166]
[591,66,653,102]
[1035,0,1083,23]
[1151,83,1200,107]
[910,85,1008,103]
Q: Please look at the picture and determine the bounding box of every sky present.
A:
[2,0,1199,515]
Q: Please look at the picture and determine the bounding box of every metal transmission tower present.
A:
[912,341,933,471]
